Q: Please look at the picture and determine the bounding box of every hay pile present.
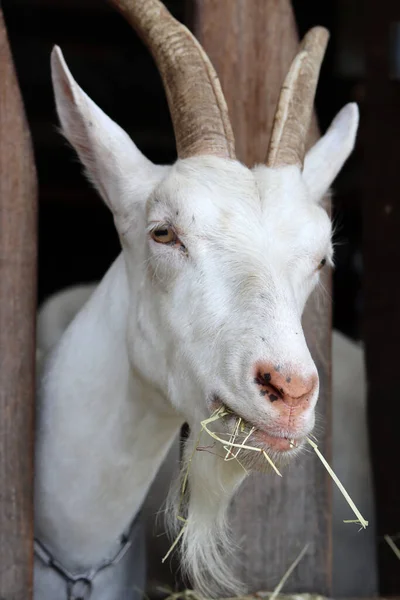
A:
[162,592,327,600]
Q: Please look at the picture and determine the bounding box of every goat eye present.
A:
[318,257,327,270]
[151,225,177,244]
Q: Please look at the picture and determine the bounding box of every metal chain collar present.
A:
[34,514,139,600]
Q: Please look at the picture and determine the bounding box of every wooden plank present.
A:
[364,0,400,593]
[190,0,332,593]
[0,7,37,600]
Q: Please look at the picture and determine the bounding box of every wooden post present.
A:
[0,7,37,600]
[190,0,332,593]
[364,0,400,593]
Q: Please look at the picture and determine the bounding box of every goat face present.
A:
[131,156,333,460]
[50,46,357,463]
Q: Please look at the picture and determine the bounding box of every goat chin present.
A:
[165,425,300,597]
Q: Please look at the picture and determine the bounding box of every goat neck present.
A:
[35,254,183,570]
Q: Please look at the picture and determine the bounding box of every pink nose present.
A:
[254,362,318,408]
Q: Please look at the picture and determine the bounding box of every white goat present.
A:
[34,0,359,598]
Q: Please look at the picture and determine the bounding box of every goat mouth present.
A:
[209,397,305,455]
[251,428,304,452]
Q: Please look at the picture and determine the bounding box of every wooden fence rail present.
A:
[0,6,37,600]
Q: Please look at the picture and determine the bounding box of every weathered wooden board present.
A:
[364,0,400,593]
[0,7,37,600]
[190,0,332,593]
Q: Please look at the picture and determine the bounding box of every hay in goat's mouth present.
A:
[162,406,368,564]
[306,436,368,529]
[200,406,283,476]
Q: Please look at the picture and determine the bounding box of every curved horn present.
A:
[109,0,235,160]
[266,26,329,168]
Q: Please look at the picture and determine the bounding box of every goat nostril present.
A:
[263,372,271,384]
[254,370,284,402]
[254,364,316,406]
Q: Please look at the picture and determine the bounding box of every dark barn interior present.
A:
[2,0,400,596]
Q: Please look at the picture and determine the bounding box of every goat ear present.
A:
[303,103,359,202]
[51,46,166,218]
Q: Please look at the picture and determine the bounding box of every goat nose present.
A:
[254,363,317,407]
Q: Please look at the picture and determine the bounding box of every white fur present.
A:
[37,284,95,354]
[34,45,359,598]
